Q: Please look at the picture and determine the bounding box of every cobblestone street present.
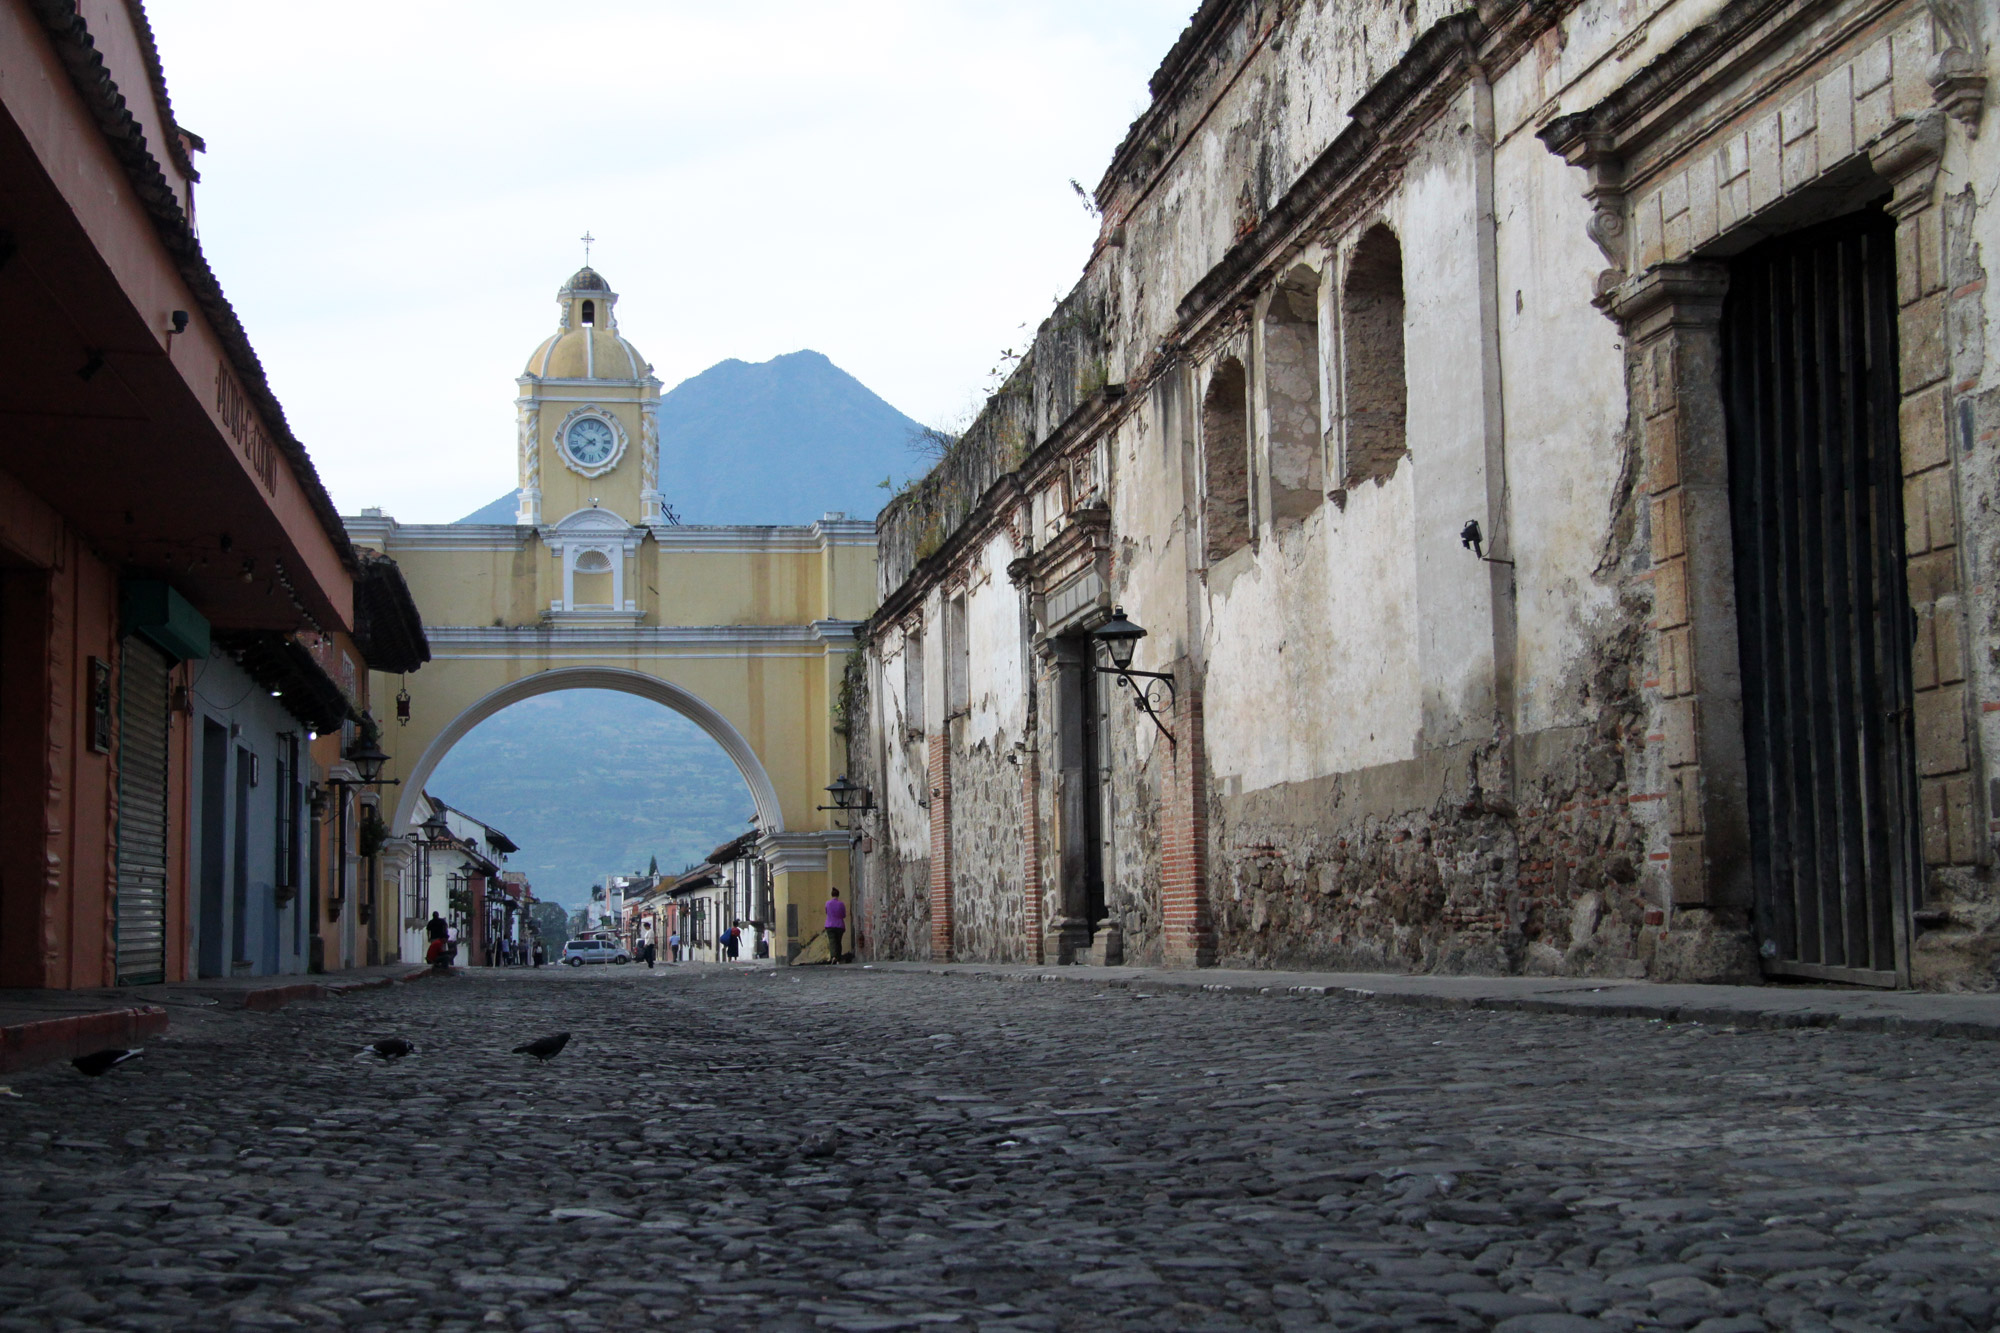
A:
[4,967,1999,1333]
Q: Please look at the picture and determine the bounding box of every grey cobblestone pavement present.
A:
[3,965,1999,1333]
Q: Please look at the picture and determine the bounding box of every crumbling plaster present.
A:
[856,0,2000,987]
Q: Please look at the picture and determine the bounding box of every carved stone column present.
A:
[1872,111,1985,870]
[639,400,664,526]
[1608,264,1754,918]
[514,399,542,527]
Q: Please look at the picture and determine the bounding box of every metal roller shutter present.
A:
[116,637,172,985]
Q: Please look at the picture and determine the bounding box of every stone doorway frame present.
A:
[1541,0,1987,982]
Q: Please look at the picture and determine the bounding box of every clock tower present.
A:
[514,266,664,529]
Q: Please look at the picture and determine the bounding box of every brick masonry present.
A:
[927,732,952,961]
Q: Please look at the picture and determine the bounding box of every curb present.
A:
[0,1005,170,1075]
[0,969,438,1077]
[232,968,434,1012]
[896,965,2000,1043]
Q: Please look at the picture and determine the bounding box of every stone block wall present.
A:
[945,733,1030,962]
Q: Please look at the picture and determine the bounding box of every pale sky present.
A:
[148,1,1195,524]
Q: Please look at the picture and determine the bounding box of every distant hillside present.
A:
[425,690,754,909]
[456,349,923,526]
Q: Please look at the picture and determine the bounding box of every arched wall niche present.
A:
[1201,355,1251,565]
[1263,263,1326,525]
[1339,224,1409,488]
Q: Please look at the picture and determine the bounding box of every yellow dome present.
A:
[522,267,654,381]
[524,328,651,380]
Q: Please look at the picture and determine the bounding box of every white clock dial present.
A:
[565,417,616,467]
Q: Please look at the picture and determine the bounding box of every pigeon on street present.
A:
[512,1032,570,1062]
[359,1038,414,1060]
[71,1048,143,1076]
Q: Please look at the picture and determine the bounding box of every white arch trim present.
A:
[389,666,785,835]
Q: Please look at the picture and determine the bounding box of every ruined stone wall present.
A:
[858,0,2000,988]
[946,731,1029,961]
[1207,610,1670,977]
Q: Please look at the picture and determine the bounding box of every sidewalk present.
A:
[863,960,2000,1040]
[0,964,434,1075]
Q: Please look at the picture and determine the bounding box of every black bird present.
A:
[72,1048,143,1077]
[512,1032,570,1063]
[359,1038,414,1060]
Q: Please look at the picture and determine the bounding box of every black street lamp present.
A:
[817,775,875,829]
[321,712,399,930]
[347,733,389,785]
[1091,606,1177,745]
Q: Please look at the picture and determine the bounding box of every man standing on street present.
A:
[824,889,846,964]
[425,912,449,969]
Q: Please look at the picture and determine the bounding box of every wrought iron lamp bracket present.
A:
[1097,666,1177,745]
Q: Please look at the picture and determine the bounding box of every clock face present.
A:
[565,417,616,467]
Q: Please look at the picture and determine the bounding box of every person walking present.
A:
[824,889,847,963]
[667,929,680,964]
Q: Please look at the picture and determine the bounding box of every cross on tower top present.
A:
[580,231,595,265]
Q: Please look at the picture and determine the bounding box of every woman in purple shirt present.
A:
[824,889,847,963]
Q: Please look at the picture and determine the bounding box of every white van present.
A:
[561,938,628,966]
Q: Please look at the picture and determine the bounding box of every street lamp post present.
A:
[319,713,399,943]
[1091,607,1177,745]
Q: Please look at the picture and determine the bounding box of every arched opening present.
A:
[1340,225,1408,487]
[1202,355,1251,564]
[391,669,786,966]
[1264,264,1325,524]
[571,549,613,607]
[581,299,596,326]
[392,667,784,835]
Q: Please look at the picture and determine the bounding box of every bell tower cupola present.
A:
[513,262,665,528]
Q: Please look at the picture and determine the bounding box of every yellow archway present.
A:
[347,266,877,961]
[389,665,785,834]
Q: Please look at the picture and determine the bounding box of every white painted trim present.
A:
[756,829,851,874]
[389,666,785,835]
[422,624,830,646]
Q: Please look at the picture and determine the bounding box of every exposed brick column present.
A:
[1020,744,1043,964]
[926,732,953,960]
[1161,685,1213,967]
[1609,264,1753,915]
[1874,119,1985,870]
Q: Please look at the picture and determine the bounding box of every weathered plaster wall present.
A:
[858,0,2000,988]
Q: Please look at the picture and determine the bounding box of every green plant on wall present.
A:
[358,806,389,859]
[832,654,866,738]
